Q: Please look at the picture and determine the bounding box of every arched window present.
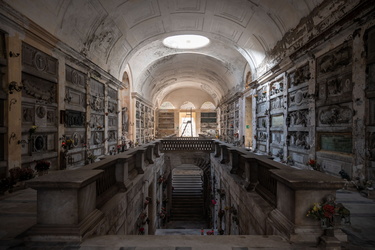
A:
[160,101,175,109]
[201,101,216,110]
[180,101,195,110]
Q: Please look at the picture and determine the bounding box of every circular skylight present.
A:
[163,35,210,49]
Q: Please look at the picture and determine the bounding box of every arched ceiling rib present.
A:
[4,0,324,105]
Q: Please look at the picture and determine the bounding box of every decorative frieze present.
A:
[318,104,352,126]
[270,80,284,96]
[22,73,56,103]
[64,110,85,128]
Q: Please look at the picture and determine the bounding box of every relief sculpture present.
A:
[317,43,352,76]
[287,110,308,127]
[287,131,310,149]
[289,64,310,87]
[319,105,352,125]
[64,110,85,127]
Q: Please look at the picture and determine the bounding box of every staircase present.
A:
[171,166,204,221]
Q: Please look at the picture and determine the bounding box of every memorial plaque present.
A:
[318,133,352,154]
[271,115,283,127]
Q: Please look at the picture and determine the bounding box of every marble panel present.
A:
[317,133,352,154]
[66,65,86,88]
[271,115,283,127]
[288,87,308,109]
[65,87,86,108]
[288,64,310,87]
[271,131,283,145]
[317,103,352,126]
[316,42,352,77]
[22,43,58,78]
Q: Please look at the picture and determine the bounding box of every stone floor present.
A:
[0,188,374,249]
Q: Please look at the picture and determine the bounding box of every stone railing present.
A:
[161,137,214,151]
[211,140,346,243]
[26,140,162,242]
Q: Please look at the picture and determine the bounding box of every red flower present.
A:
[323,204,335,218]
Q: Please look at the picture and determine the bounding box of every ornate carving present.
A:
[31,135,47,152]
[319,105,352,125]
[108,87,117,100]
[287,131,310,149]
[327,76,352,97]
[22,43,58,77]
[317,43,352,76]
[36,106,46,119]
[108,130,117,142]
[368,132,375,161]
[289,87,309,108]
[22,76,56,103]
[257,117,267,128]
[287,109,308,127]
[22,107,34,123]
[270,96,283,110]
[108,102,116,114]
[66,65,85,87]
[288,64,310,87]
[90,114,104,129]
[47,109,55,125]
[270,80,284,95]
[93,131,103,145]
[271,132,283,144]
[257,131,267,142]
[90,95,105,112]
[64,110,85,127]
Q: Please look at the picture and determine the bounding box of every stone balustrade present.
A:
[25,138,345,244]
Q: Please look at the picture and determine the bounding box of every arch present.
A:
[200,102,216,110]
[180,101,195,110]
[160,101,175,109]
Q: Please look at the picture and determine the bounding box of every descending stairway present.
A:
[171,166,204,221]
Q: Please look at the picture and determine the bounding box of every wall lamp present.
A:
[8,81,23,94]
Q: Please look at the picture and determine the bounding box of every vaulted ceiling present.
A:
[4,0,324,106]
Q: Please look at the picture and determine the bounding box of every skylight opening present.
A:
[163,35,210,49]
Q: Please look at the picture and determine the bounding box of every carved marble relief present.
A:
[46,108,56,126]
[93,131,104,145]
[286,109,308,127]
[270,80,284,95]
[317,44,352,76]
[257,117,267,128]
[287,131,310,149]
[257,131,267,142]
[108,116,118,127]
[270,96,283,110]
[22,43,58,78]
[288,64,310,87]
[90,114,105,129]
[256,102,266,114]
[65,87,86,107]
[30,134,48,152]
[64,110,85,127]
[255,87,267,103]
[22,106,35,124]
[90,94,105,112]
[271,131,284,145]
[108,130,117,142]
[66,65,86,88]
[289,87,308,108]
[22,73,56,103]
[318,104,352,126]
